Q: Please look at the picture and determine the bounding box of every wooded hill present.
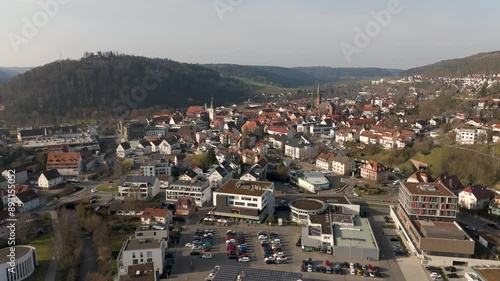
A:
[0,52,250,119]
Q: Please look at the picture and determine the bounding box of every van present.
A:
[325,266,332,274]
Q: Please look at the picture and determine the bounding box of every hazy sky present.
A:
[1,0,500,69]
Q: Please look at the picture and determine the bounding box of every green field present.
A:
[25,233,53,281]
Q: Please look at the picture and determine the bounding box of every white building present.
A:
[117,238,165,276]
[140,207,172,225]
[165,179,211,207]
[458,185,495,210]
[296,172,330,193]
[38,169,63,189]
[207,166,232,189]
[116,142,132,158]
[118,176,160,201]
[284,136,318,160]
[1,187,39,213]
[211,180,275,223]
[331,154,355,176]
[158,138,181,155]
[0,246,38,281]
[455,127,487,145]
[140,160,171,177]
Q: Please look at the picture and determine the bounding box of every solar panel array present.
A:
[212,265,303,281]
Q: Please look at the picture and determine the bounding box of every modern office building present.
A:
[0,246,37,281]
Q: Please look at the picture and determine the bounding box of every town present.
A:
[1,71,499,281]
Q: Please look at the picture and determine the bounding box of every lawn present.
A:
[25,233,53,281]
[96,184,118,192]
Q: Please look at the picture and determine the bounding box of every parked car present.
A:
[445,266,457,272]
[238,257,250,262]
[201,254,213,259]
[447,273,458,278]
[184,243,193,248]
[190,251,200,256]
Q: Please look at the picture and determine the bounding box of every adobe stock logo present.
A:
[213,0,242,21]
[340,0,406,63]
[7,0,72,53]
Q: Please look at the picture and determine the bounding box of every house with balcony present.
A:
[458,185,495,210]
[117,238,165,276]
[165,178,211,207]
[210,180,275,223]
[140,159,171,177]
[118,176,160,201]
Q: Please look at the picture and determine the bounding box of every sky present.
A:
[1,0,500,69]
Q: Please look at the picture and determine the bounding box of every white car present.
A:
[201,254,213,259]
[226,239,235,244]
[185,243,194,248]
[350,269,356,275]
[273,239,281,243]
[258,235,268,240]
[238,257,250,262]
[91,188,97,193]
[208,273,216,278]
[204,233,213,237]
[214,265,220,270]
[307,265,313,272]
[264,256,275,261]
[276,256,287,262]
[350,263,355,269]
[192,245,202,250]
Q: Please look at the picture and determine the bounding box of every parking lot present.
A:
[168,217,415,281]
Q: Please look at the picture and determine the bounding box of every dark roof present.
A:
[215,166,228,177]
[41,169,61,180]
[165,137,178,145]
[183,170,198,179]
[462,185,495,200]
[120,142,131,150]
[19,129,45,137]
[16,189,39,203]
[139,140,151,147]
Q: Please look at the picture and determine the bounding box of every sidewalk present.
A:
[44,210,58,281]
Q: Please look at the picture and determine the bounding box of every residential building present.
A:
[207,166,232,189]
[398,182,458,221]
[458,185,495,210]
[137,140,153,155]
[117,238,165,276]
[360,161,388,182]
[175,196,197,217]
[315,152,335,170]
[118,176,160,201]
[157,175,173,190]
[117,142,133,158]
[141,207,172,225]
[455,127,487,145]
[38,169,63,189]
[165,179,211,207]
[140,160,171,177]
[135,225,169,248]
[284,136,318,160]
[331,154,355,176]
[1,169,28,184]
[158,138,181,155]
[295,171,330,193]
[0,185,39,213]
[46,152,83,176]
[210,180,275,223]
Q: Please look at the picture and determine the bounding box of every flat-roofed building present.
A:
[117,238,165,276]
[165,179,210,207]
[398,181,458,221]
[135,225,169,249]
[118,176,160,201]
[210,180,275,223]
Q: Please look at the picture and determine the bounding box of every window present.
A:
[252,198,258,201]
[133,259,138,265]
[132,252,136,258]
[247,203,258,207]
[147,251,152,258]
[234,202,245,206]
[140,252,143,258]
[147,258,153,263]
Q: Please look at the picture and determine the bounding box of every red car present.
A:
[325,260,330,266]
[368,264,373,271]
[203,248,211,252]
[238,253,249,258]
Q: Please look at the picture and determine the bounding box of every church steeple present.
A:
[208,96,215,121]
[315,82,321,107]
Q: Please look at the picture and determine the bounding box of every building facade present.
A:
[118,176,160,201]
[0,246,38,281]
[165,179,211,207]
[398,182,458,220]
[117,238,165,276]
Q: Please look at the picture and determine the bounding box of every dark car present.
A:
[390,237,399,241]
[190,251,200,256]
[447,273,458,278]
[445,266,457,272]
[487,223,498,229]
[425,266,437,271]
[266,259,275,264]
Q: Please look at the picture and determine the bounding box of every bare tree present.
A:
[15,213,36,244]
[53,209,82,280]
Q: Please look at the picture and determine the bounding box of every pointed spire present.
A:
[210,96,214,109]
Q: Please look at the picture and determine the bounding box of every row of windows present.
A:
[6,257,34,281]
[132,251,153,258]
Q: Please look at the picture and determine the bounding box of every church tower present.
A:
[315,82,321,108]
[208,96,215,121]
